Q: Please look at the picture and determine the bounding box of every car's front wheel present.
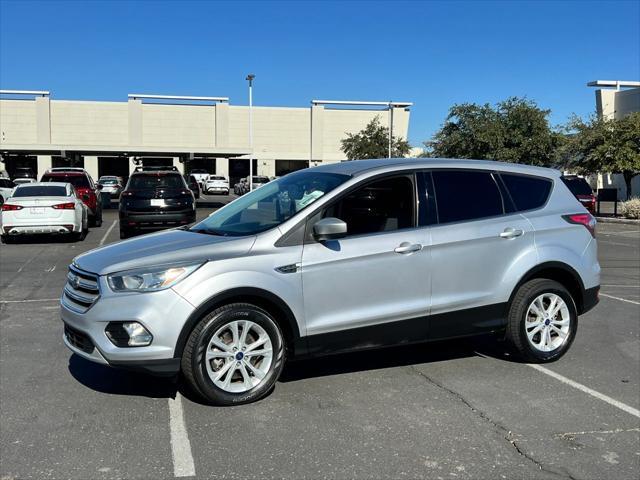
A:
[506,279,578,363]
[181,303,285,405]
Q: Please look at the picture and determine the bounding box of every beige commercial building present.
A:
[0,91,411,185]
[588,80,640,199]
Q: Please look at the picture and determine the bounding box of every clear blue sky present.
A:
[1,0,638,145]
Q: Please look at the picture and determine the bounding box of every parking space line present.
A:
[0,298,59,304]
[99,220,117,246]
[527,364,640,419]
[600,293,640,305]
[168,393,196,478]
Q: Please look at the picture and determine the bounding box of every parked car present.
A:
[1,182,88,243]
[13,178,36,185]
[118,168,196,239]
[61,158,599,406]
[239,175,270,195]
[0,177,16,205]
[561,175,596,214]
[204,176,230,195]
[98,176,124,198]
[234,178,247,195]
[185,175,200,199]
[11,167,36,181]
[189,169,210,189]
[41,168,103,227]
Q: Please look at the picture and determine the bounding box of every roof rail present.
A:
[48,167,86,172]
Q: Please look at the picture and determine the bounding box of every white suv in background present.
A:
[204,176,230,195]
[61,158,600,405]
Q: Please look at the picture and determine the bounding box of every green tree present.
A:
[564,112,640,199]
[341,116,411,160]
[424,97,559,166]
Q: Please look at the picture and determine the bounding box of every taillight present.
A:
[52,202,76,210]
[1,204,23,211]
[563,213,596,238]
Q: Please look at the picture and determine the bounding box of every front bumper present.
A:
[61,281,195,375]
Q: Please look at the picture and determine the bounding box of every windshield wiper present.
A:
[190,228,230,236]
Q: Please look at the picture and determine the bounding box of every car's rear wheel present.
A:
[181,303,285,405]
[506,279,578,363]
[119,228,130,239]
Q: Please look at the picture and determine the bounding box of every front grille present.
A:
[64,324,95,354]
[62,265,100,313]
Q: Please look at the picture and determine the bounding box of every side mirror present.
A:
[313,217,347,241]
[96,184,103,190]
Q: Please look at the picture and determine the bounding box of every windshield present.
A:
[209,176,226,181]
[127,174,186,190]
[14,185,67,197]
[190,170,349,236]
[99,178,118,185]
[253,176,269,183]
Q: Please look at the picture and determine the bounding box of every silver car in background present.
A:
[61,158,600,405]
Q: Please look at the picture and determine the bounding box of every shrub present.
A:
[619,198,640,219]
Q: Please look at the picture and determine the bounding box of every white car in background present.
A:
[1,182,88,243]
[0,178,16,205]
[13,178,36,185]
[203,175,230,195]
[189,169,210,189]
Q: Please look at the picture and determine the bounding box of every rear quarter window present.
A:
[501,174,552,212]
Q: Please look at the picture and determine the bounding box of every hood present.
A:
[74,229,256,275]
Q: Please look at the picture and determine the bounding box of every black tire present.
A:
[505,278,578,363]
[95,206,103,227]
[1,235,13,244]
[119,228,130,239]
[181,303,286,406]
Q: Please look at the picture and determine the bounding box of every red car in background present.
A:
[561,175,596,214]
[40,168,103,226]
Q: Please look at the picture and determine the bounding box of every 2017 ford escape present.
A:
[61,158,600,405]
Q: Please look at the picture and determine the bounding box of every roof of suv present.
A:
[313,158,561,178]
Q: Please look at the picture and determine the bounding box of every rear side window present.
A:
[432,170,503,223]
[502,174,552,211]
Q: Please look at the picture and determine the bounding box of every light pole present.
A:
[388,101,393,159]
[246,74,255,192]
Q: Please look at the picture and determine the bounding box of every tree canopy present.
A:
[423,97,560,166]
[562,112,640,199]
[340,116,411,160]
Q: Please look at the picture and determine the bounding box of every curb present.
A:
[596,216,640,226]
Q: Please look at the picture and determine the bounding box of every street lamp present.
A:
[246,74,255,192]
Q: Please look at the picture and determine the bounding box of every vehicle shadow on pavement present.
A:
[68,354,178,399]
[196,200,228,209]
[280,335,511,382]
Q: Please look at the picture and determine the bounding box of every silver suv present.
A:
[61,159,600,405]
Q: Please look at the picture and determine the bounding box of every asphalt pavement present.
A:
[1,197,638,480]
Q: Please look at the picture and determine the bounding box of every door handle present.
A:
[394,242,422,254]
[500,227,524,239]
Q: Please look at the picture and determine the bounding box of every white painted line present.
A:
[0,298,59,304]
[99,220,117,246]
[527,364,640,419]
[168,394,196,478]
[600,293,640,305]
[557,427,640,438]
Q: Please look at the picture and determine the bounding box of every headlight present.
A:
[107,263,202,292]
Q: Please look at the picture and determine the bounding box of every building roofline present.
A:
[587,80,640,89]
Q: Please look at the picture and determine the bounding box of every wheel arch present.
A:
[173,287,301,359]
[510,261,587,314]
